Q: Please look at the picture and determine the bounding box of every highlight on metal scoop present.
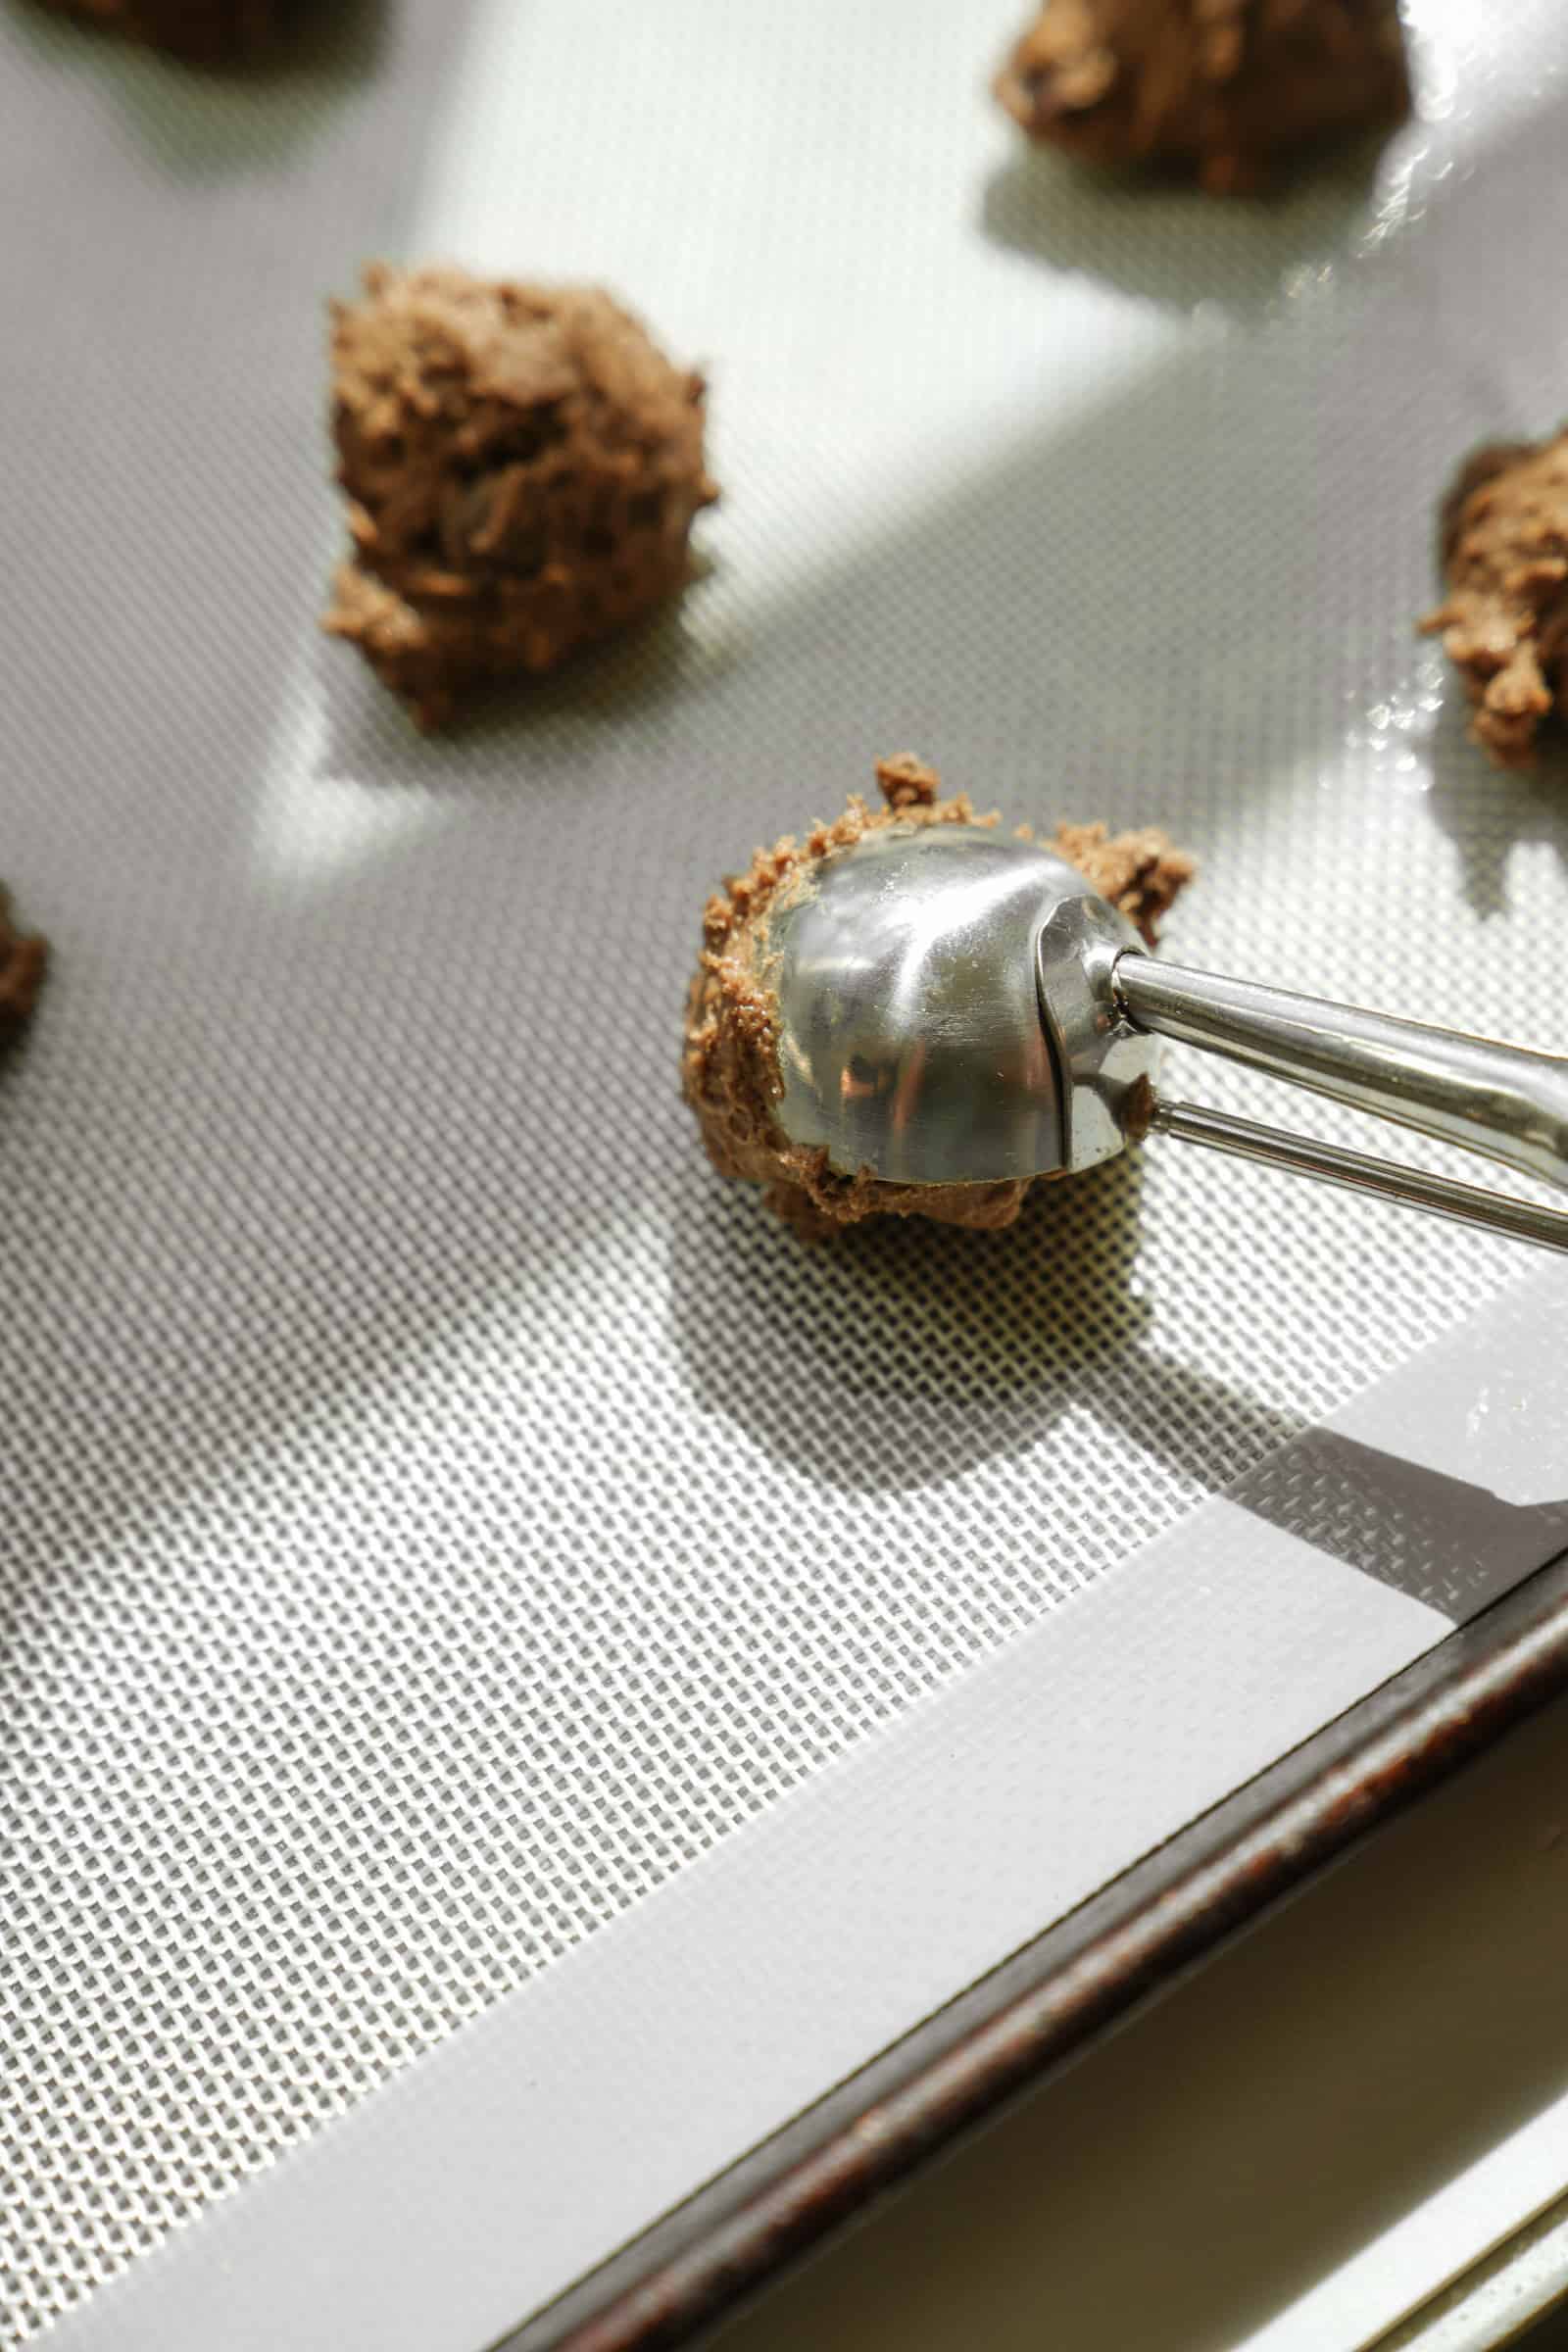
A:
[765,825,1568,1253]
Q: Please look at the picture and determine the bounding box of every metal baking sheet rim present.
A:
[523,1549,1568,2352]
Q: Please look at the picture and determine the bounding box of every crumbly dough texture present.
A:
[994,0,1408,195]
[323,264,717,728]
[36,0,274,61]
[1421,430,1568,770]
[0,886,49,1049]
[682,756,1196,1238]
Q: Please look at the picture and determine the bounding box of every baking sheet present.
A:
[30,1267,1568,2352]
[3,0,1568,2342]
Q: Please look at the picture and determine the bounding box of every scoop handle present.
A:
[1148,1099,1568,1255]
[1115,954,1568,1197]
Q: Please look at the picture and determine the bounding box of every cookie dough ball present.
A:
[682,757,1195,1237]
[994,0,1409,195]
[36,0,274,62]
[0,886,49,1049]
[322,264,717,729]
[1420,430,1568,770]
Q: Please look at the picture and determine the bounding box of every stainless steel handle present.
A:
[1150,1099,1568,1255]
[1116,955,1568,1196]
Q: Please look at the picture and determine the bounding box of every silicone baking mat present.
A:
[3,1,1567,2344]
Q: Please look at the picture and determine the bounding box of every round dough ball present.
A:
[994,0,1408,195]
[323,265,717,728]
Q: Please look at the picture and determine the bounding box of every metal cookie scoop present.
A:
[766,825,1568,1252]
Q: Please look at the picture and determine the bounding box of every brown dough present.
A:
[322,264,717,729]
[1420,430,1568,770]
[682,756,1195,1238]
[994,0,1408,195]
[0,886,49,1049]
[35,0,275,62]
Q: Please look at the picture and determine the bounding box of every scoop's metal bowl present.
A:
[764,824,1152,1187]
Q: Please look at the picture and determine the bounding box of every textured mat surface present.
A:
[2,0,1566,2336]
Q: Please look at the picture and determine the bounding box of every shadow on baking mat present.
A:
[7,0,387,171]
[667,1148,1302,1497]
[312,593,730,800]
[980,138,1392,321]
[308,297,1390,837]
[1231,1430,1568,1622]
[1421,693,1568,920]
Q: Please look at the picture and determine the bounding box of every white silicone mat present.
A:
[2,1,1567,2343]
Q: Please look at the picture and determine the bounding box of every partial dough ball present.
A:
[682,758,1195,1238]
[0,885,49,1049]
[994,0,1408,195]
[36,0,275,62]
[323,264,717,729]
[1421,431,1568,770]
